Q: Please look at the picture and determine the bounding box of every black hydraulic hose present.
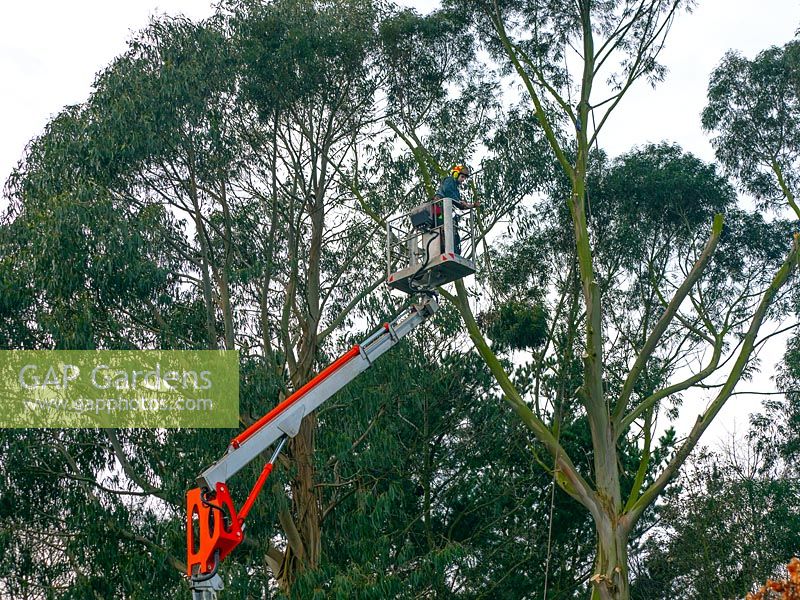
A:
[200,487,225,514]
[191,549,221,583]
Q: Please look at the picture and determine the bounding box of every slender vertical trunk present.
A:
[187,162,218,350]
[260,116,281,369]
[277,168,326,592]
[572,15,632,595]
[218,180,235,350]
[196,241,219,350]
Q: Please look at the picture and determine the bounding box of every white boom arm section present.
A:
[187,295,438,597]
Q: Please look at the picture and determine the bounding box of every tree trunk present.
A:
[591,515,630,600]
[277,413,321,591]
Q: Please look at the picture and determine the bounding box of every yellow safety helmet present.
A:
[451,164,471,179]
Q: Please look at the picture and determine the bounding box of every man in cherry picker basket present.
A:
[431,164,479,254]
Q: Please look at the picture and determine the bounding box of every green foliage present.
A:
[478,105,562,221]
[1,166,189,350]
[583,143,792,391]
[0,0,500,596]
[753,328,800,474]
[703,37,800,513]
[589,143,735,266]
[83,16,239,183]
[3,1,798,599]
[489,142,774,419]
[379,7,474,128]
[230,0,378,117]
[482,298,549,351]
[702,38,800,209]
[0,0,392,596]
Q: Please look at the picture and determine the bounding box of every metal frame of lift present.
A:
[186,197,476,598]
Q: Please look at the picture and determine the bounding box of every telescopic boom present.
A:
[186,295,439,598]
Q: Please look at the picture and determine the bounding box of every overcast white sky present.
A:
[2,0,799,443]
[3,0,799,181]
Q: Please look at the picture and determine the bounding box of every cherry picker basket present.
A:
[386,197,476,294]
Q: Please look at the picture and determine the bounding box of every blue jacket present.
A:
[434,176,467,209]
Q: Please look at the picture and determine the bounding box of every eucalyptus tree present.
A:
[479,141,784,597]
[1,3,388,596]
[0,106,201,598]
[1,1,501,596]
[417,2,800,596]
[219,0,519,591]
[215,0,398,588]
[702,38,800,216]
[703,35,800,477]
